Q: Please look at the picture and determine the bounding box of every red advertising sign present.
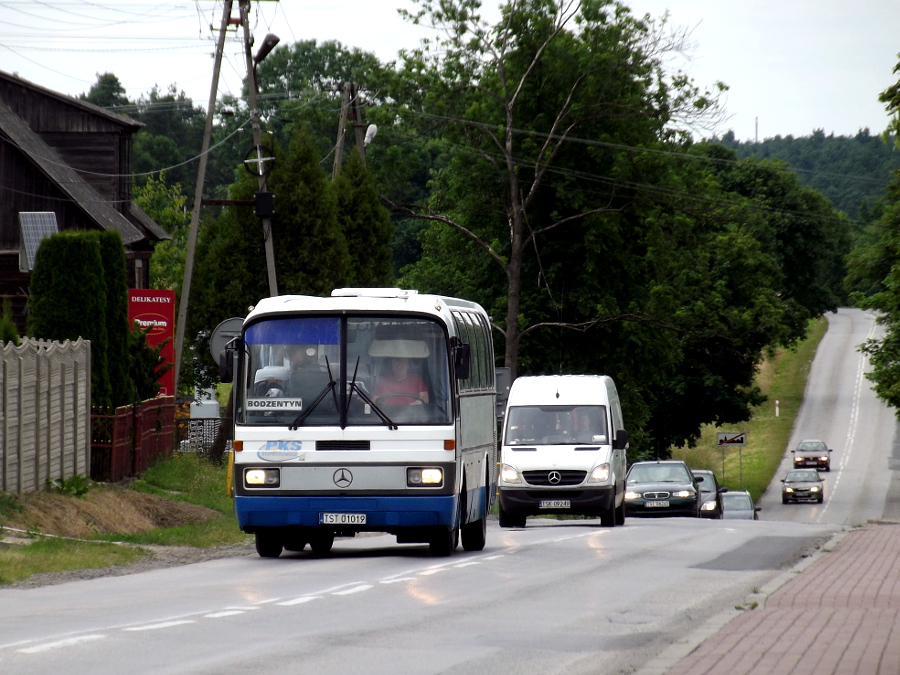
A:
[128,289,176,396]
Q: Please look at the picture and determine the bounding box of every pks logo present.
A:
[257,440,303,462]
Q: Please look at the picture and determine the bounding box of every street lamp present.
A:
[254,33,280,64]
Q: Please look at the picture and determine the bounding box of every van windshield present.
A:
[505,405,608,445]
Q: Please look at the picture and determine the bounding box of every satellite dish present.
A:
[209,317,244,361]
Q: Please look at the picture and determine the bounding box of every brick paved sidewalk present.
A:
[664,522,900,675]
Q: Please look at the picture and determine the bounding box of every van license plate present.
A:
[539,500,570,509]
[320,513,366,525]
[645,500,669,508]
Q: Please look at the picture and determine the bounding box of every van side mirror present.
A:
[495,367,511,405]
[613,429,628,450]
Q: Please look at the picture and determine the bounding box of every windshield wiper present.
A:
[345,357,397,430]
[288,357,340,430]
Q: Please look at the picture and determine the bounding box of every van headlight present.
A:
[588,463,610,483]
[500,464,521,484]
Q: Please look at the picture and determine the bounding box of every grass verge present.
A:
[673,316,828,501]
[0,537,146,585]
[0,453,249,584]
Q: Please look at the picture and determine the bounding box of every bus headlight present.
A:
[588,463,610,483]
[500,464,521,484]
[408,467,443,487]
[245,468,280,487]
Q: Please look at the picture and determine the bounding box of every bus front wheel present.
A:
[309,532,335,554]
[429,525,458,556]
[255,531,283,558]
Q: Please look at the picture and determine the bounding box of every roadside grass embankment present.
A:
[673,316,828,502]
[0,453,246,585]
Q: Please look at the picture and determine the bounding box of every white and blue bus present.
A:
[220,288,501,557]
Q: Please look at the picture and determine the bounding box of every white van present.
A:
[498,375,628,527]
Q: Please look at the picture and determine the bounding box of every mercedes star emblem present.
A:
[548,470,562,485]
[333,468,353,488]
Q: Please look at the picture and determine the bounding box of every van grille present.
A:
[523,470,586,486]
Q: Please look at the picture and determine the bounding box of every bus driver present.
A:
[373,357,429,406]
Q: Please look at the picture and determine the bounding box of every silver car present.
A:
[781,469,824,504]
[722,490,760,520]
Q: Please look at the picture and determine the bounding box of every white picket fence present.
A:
[0,338,91,493]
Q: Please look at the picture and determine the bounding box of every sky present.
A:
[1,0,898,142]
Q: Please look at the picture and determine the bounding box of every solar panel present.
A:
[19,212,58,272]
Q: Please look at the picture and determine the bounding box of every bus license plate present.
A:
[320,513,366,525]
[646,500,669,508]
[539,499,570,509]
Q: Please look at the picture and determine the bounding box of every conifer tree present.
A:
[90,231,137,406]
[334,151,395,287]
[268,125,350,295]
[27,232,111,408]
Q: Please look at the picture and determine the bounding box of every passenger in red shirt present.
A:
[373,358,429,406]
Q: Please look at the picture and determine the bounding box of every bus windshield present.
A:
[237,315,452,426]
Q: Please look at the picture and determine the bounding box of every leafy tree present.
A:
[27,232,111,409]
[134,173,190,291]
[393,0,726,378]
[394,1,849,452]
[129,85,206,186]
[717,128,900,220]
[80,72,129,109]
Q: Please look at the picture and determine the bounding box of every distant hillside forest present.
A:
[716,129,900,221]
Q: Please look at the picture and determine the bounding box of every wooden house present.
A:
[0,69,170,333]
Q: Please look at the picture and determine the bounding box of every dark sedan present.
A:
[792,439,832,471]
[624,460,701,517]
[781,469,825,504]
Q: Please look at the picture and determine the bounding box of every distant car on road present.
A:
[792,439,832,471]
[692,468,726,519]
[624,460,701,517]
[722,490,760,520]
[781,469,824,504]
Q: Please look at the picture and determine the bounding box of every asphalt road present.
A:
[0,307,892,675]
[759,308,898,527]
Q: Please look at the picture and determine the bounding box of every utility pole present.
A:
[239,0,278,298]
[332,82,368,179]
[332,83,351,180]
[173,0,233,394]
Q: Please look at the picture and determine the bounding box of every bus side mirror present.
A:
[219,338,237,383]
[613,429,628,450]
[455,343,471,380]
